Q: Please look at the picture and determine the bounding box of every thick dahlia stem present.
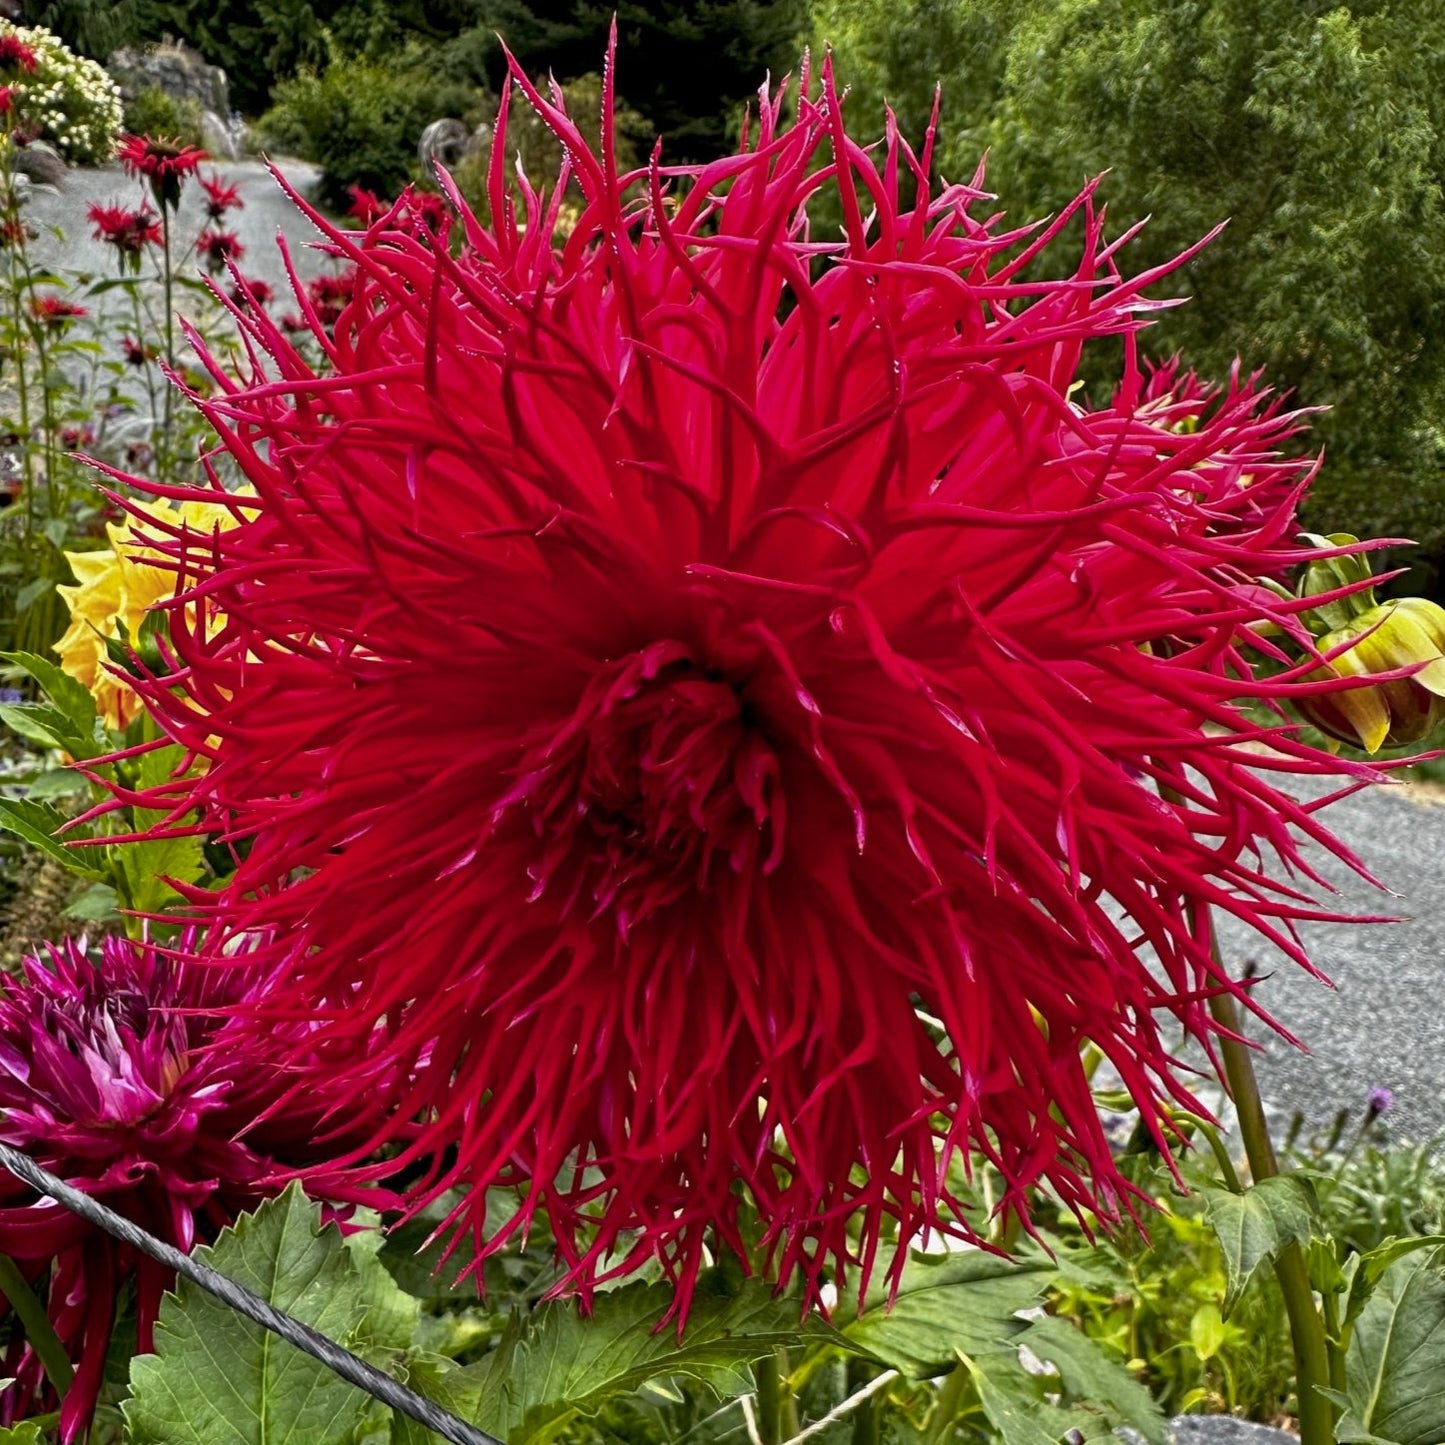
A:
[1207,985,1334,1445]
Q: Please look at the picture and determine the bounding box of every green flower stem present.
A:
[1321,1288,1347,1395]
[924,1356,970,1445]
[0,1251,73,1399]
[160,203,176,478]
[1170,1108,1243,1193]
[846,1361,885,1445]
[755,1348,785,1445]
[1208,984,1334,1445]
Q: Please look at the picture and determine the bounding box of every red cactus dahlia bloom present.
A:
[0,935,362,1441]
[119,58,1383,1314]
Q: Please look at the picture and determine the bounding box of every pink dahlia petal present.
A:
[116,54,1387,1317]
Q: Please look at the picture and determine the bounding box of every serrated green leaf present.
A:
[0,1422,44,1443]
[460,1276,821,1445]
[391,1356,490,1445]
[842,1250,1054,1378]
[1201,1177,1319,1313]
[62,881,119,922]
[1336,1246,1445,1445]
[0,701,97,758]
[1021,1315,1166,1442]
[0,797,102,879]
[0,651,97,735]
[116,831,206,915]
[123,1183,379,1445]
[957,1352,1056,1445]
[1345,1236,1445,1330]
[343,1223,421,1357]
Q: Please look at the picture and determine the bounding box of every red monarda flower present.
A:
[122,59,1384,1315]
[229,275,275,309]
[121,334,157,366]
[347,183,387,225]
[87,200,162,255]
[0,935,364,1442]
[28,294,84,328]
[117,132,207,209]
[302,268,355,329]
[0,35,36,72]
[197,227,244,272]
[199,170,243,221]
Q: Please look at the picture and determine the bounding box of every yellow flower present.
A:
[55,496,239,730]
[1299,596,1445,754]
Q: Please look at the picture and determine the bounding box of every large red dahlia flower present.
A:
[119,57,1383,1314]
[0,935,361,1441]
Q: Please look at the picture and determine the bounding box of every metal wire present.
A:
[0,1142,499,1445]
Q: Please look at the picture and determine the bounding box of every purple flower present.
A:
[1366,1086,1395,1120]
[0,935,375,1442]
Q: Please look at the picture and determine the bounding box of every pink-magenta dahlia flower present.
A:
[115,56,1384,1316]
[0,935,362,1441]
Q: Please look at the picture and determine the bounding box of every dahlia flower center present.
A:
[41,992,185,1129]
[510,642,784,924]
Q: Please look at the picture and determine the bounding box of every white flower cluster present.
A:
[0,22,122,166]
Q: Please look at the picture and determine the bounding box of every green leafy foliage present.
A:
[1202,1177,1321,1313]
[454,1275,822,1444]
[255,39,478,208]
[817,0,1445,598]
[123,1184,417,1445]
[842,1249,1052,1378]
[123,85,207,151]
[1333,1246,1445,1445]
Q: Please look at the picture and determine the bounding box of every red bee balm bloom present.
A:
[197,228,244,273]
[0,936,363,1442]
[116,133,206,209]
[28,294,84,328]
[125,59,1384,1314]
[199,170,243,221]
[87,201,163,256]
[0,35,36,72]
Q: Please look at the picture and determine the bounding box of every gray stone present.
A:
[107,41,230,118]
[418,118,472,175]
[13,141,65,189]
[200,110,247,162]
[1168,1415,1294,1445]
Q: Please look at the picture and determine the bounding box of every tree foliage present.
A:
[818,0,1445,596]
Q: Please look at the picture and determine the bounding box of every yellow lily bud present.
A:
[1297,597,1445,754]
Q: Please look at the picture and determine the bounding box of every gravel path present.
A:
[1224,776,1445,1145]
[21,155,333,318]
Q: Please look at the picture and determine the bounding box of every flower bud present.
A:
[1298,596,1445,753]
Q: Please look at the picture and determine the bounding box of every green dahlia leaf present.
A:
[122,1184,386,1445]
[1336,1246,1445,1445]
[842,1249,1054,1378]
[1201,1176,1319,1313]
[455,1275,821,1445]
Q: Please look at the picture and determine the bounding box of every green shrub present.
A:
[255,38,478,209]
[451,72,652,230]
[1,20,122,164]
[121,84,206,151]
